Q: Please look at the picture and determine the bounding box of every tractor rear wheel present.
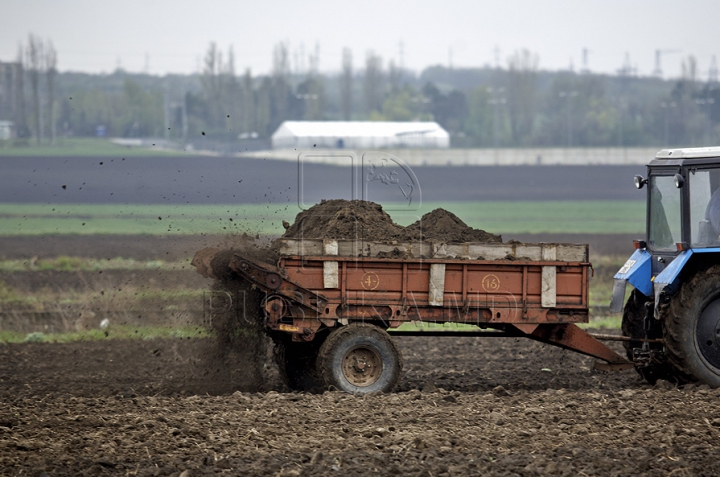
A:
[621,288,674,384]
[317,323,402,394]
[662,265,720,387]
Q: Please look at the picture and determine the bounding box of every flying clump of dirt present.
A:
[280,199,501,243]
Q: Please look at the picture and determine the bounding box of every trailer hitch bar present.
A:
[588,332,663,344]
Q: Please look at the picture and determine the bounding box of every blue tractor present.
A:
[611,147,720,386]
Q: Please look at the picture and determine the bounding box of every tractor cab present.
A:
[611,147,720,313]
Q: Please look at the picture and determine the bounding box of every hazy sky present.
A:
[2,0,718,79]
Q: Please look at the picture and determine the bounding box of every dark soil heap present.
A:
[405,208,502,243]
[281,199,501,243]
[281,199,406,241]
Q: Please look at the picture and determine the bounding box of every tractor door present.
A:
[647,172,682,274]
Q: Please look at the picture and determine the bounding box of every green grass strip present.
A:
[0,325,211,344]
[0,256,189,272]
[0,200,645,236]
[0,138,184,157]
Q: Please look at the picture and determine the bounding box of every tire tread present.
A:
[662,264,720,386]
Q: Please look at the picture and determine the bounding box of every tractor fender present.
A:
[652,247,720,307]
[609,249,652,313]
[653,250,694,307]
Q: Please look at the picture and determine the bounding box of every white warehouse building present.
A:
[271,121,450,149]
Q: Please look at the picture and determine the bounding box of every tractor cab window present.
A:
[690,168,720,246]
[648,175,682,250]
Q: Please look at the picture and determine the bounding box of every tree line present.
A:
[3,40,719,148]
[1,34,58,143]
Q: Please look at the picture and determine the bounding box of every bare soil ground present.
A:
[1,157,645,204]
[2,335,720,476]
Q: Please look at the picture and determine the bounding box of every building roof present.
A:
[656,147,720,159]
[272,121,449,139]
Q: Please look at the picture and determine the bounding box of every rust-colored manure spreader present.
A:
[194,238,630,394]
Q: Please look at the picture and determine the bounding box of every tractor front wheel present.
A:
[662,265,720,387]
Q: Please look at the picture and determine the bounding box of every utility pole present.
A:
[618,53,637,77]
[653,49,680,78]
[581,48,591,74]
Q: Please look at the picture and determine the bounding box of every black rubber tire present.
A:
[621,288,674,384]
[273,338,324,392]
[317,323,402,394]
[662,265,720,387]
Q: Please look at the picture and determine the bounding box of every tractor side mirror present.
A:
[674,174,685,188]
[634,175,647,189]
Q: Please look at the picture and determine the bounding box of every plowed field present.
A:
[2,334,719,476]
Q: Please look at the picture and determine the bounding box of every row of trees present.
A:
[6,40,720,148]
[4,34,58,143]
[192,43,720,147]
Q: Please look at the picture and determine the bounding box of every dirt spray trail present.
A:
[191,235,281,392]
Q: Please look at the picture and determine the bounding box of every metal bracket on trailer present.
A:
[228,253,334,342]
[228,253,329,315]
[391,323,636,371]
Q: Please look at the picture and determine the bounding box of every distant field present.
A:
[0,138,181,157]
[0,200,645,236]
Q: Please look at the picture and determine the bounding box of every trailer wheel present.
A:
[317,323,402,394]
[621,288,673,384]
[273,338,324,392]
[663,265,720,387]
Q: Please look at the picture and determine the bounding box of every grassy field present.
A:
[0,200,645,236]
[0,324,209,344]
[0,256,186,272]
[0,138,183,157]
